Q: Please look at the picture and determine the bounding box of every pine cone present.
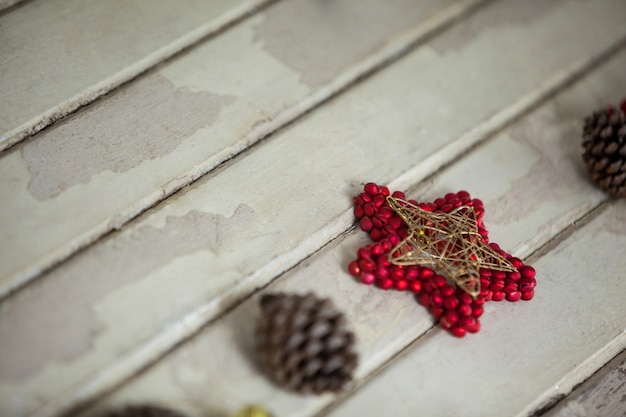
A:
[255,293,358,394]
[582,106,626,197]
[102,405,186,417]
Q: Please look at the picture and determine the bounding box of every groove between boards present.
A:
[0,0,495,301]
[0,0,278,153]
[314,199,612,417]
[42,33,626,417]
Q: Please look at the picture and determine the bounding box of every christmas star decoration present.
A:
[348,183,537,338]
[386,195,516,298]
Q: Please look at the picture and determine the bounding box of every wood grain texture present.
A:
[0,0,271,151]
[544,349,626,417]
[2,1,625,416]
[77,48,626,417]
[0,0,480,299]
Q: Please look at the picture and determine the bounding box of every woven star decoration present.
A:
[348,183,537,338]
[386,196,516,298]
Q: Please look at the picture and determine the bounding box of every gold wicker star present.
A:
[386,196,515,298]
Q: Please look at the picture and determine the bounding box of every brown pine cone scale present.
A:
[256,293,358,394]
[582,107,626,197]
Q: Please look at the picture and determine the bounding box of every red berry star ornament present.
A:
[348,183,537,338]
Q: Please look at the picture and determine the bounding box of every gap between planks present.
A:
[0,0,277,153]
[0,0,495,300]
[39,36,626,417]
[0,0,29,15]
[314,200,612,417]
[538,347,626,417]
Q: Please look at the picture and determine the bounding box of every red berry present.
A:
[375,267,389,280]
[492,291,506,301]
[364,202,376,217]
[364,182,380,195]
[506,291,522,302]
[466,319,481,333]
[489,279,504,291]
[420,268,435,279]
[371,228,382,241]
[405,267,419,281]
[522,290,535,300]
[348,261,360,276]
[457,303,472,317]
[372,194,385,207]
[359,258,375,272]
[390,267,405,280]
[379,185,390,196]
[440,316,453,330]
[379,207,394,218]
[471,305,484,318]
[377,278,393,290]
[457,190,470,200]
[444,296,459,310]
[361,273,375,285]
[395,280,408,291]
[492,270,506,280]
[507,271,521,281]
[444,310,459,325]
[431,291,444,306]
[433,275,447,288]
[409,281,422,293]
[440,203,453,213]
[440,284,455,297]
[418,293,431,307]
[431,306,444,318]
[519,277,536,291]
[520,265,536,279]
[359,217,373,232]
[451,326,467,338]
[391,191,406,199]
[459,316,476,329]
[354,205,365,219]
[388,216,404,230]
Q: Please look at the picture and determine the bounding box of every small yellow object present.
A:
[386,196,516,298]
[231,405,272,417]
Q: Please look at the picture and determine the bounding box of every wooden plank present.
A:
[0,0,25,13]
[326,200,626,417]
[0,0,271,151]
[2,1,626,416]
[77,45,626,417]
[543,349,626,417]
[0,0,483,298]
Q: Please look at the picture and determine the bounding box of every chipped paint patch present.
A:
[0,205,254,381]
[21,74,234,200]
[254,0,447,86]
[430,0,568,53]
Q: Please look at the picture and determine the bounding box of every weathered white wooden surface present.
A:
[545,349,626,417]
[327,200,626,417]
[2,1,626,416]
[0,0,481,299]
[0,0,271,151]
[78,48,626,417]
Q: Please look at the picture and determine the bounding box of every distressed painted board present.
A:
[0,0,271,151]
[545,349,626,417]
[0,0,484,298]
[0,0,24,13]
[2,1,626,416]
[327,199,626,417]
[77,48,626,417]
